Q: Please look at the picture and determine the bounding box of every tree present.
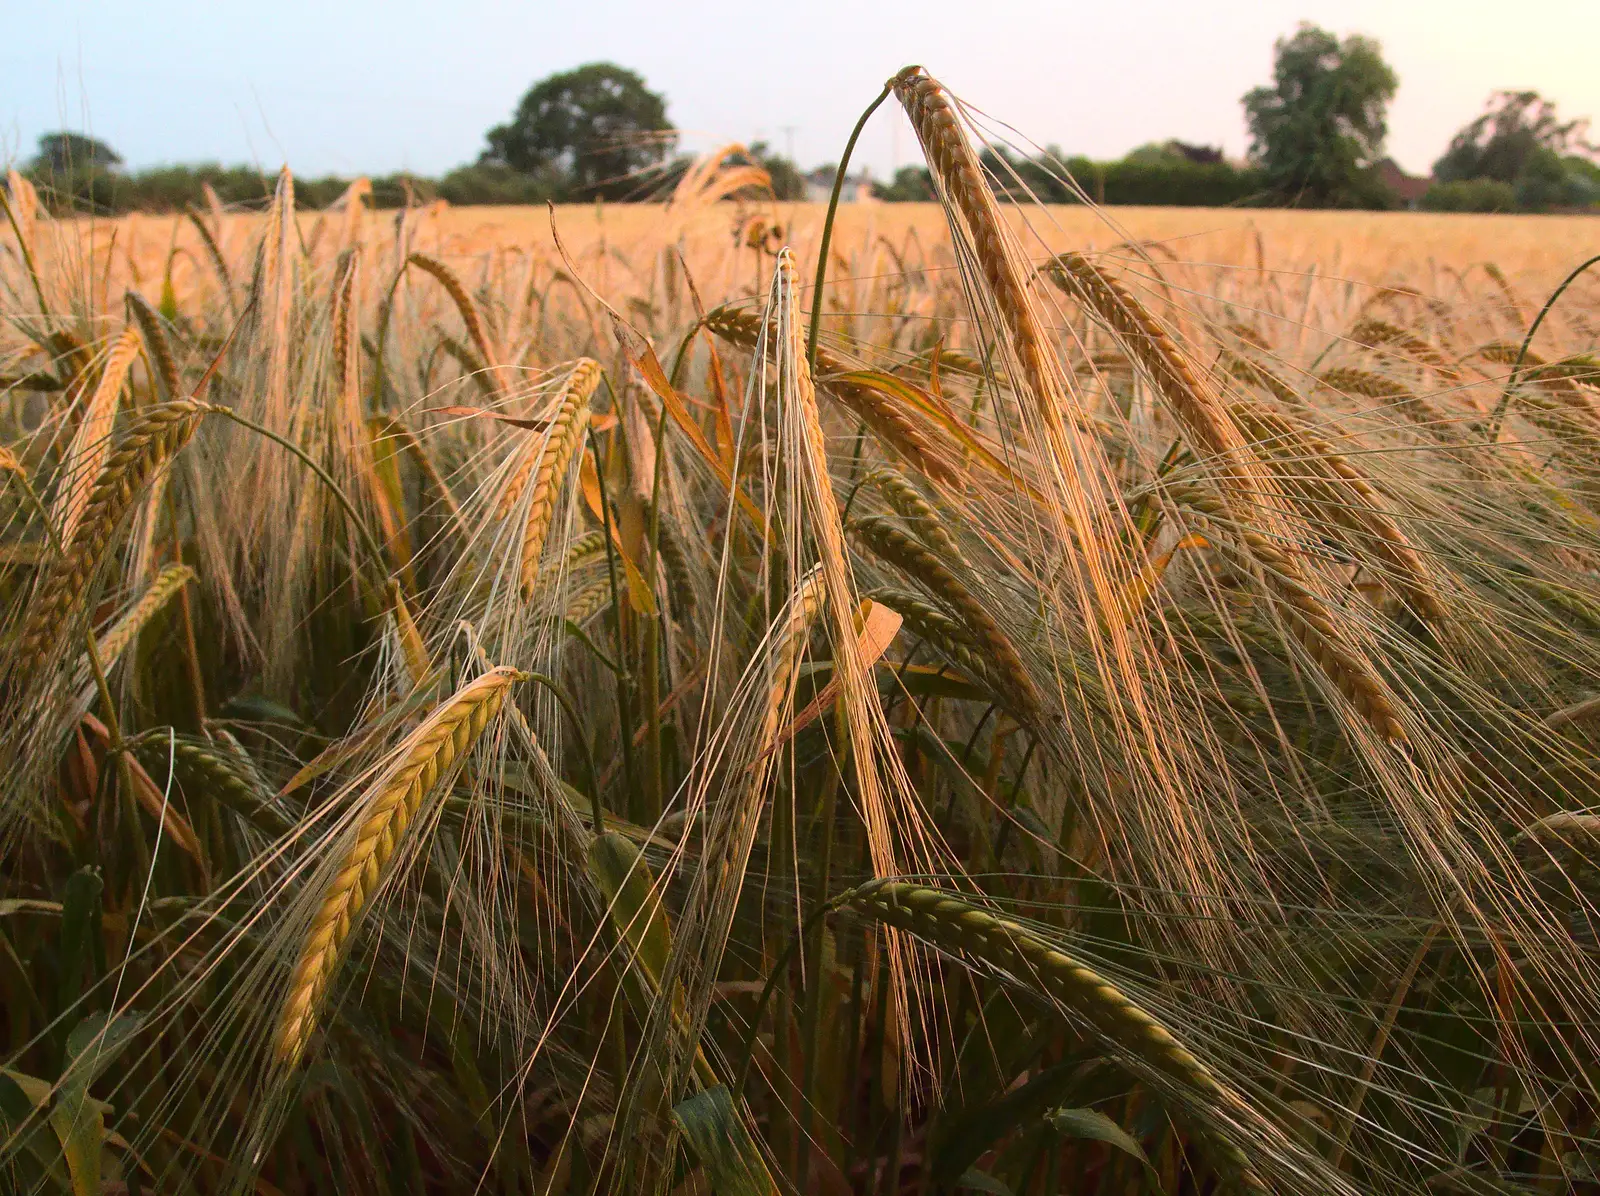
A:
[1435,91,1592,183]
[481,63,675,200]
[1242,24,1398,207]
[745,142,805,201]
[32,132,122,174]
[1433,91,1596,212]
[874,166,935,202]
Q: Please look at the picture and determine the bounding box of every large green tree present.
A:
[1242,24,1398,208]
[1433,91,1596,211]
[481,63,675,200]
[31,132,122,174]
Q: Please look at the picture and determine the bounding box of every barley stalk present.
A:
[1348,318,1461,383]
[656,523,697,616]
[1222,351,1306,412]
[752,571,827,779]
[126,291,183,403]
[867,468,963,564]
[138,735,289,835]
[275,665,526,1066]
[838,880,1269,1195]
[333,249,362,425]
[1317,367,1451,433]
[497,358,601,518]
[91,563,195,669]
[407,253,499,393]
[891,68,1063,432]
[865,586,1009,695]
[564,578,614,627]
[1047,252,1246,468]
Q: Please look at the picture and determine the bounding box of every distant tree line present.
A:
[12,41,1597,215]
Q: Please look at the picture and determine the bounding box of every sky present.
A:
[4,1,1597,182]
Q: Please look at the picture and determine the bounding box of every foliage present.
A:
[1435,90,1594,184]
[436,161,561,206]
[1418,177,1517,212]
[1242,22,1399,207]
[30,132,121,173]
[967,145,1265,208]
[480,62,676,200]
[874,164,937,201]
[1434,91,1599,213]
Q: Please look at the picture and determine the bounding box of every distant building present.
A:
[1167,140,1224,165]
[1375,159,1433,209]
[803,167,875,203]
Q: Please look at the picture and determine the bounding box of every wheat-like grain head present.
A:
[702,304,955,485]
[58,326,142,546]
[408,252,500,395]
[841,880,1271,1194]
[275,665,526,1067]
[126,291,183,403]
[515,359,601,599]
[849,514,1041,721]
[15,400,208,680]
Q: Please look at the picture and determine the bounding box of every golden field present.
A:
[5,82,1600,1196]
[97,200,1600,309]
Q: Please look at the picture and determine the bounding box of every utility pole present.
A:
[781,125,798,164]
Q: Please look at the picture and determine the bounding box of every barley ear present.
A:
[407,253,500,396]
[59,326,142,547]
[275,665,526,1067]
[15,401,207,680]
[841,880,1270,1195]
[516,360,602,599]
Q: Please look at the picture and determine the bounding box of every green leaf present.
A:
[51,1013,142,1196]
[58,869,103,1007]
[933,1056,1094,1181]
[1046,1106,1159,1189]
[956,1170,1015,1196]
[586,832,671,990]
[671,1085,777,1196]
[0,1068,39,1128]
[219,693,306,729]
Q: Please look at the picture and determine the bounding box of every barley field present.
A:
[4,68,1600,1196]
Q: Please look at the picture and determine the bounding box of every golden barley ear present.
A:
[513,359,602,600]
[1227,401,1445,624]
[15,400,208,681]
[891,67,1061,431]
[126,290,184,403]
[275,665,526,1068]
[1163,482,1408,742]
[58,326,143,547]
[1047,252,1246,468]
[407,252,501,396]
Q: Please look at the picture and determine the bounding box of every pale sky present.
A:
[4,1,1597,181]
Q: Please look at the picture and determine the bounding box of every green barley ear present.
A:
[840,880,1271,1194]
